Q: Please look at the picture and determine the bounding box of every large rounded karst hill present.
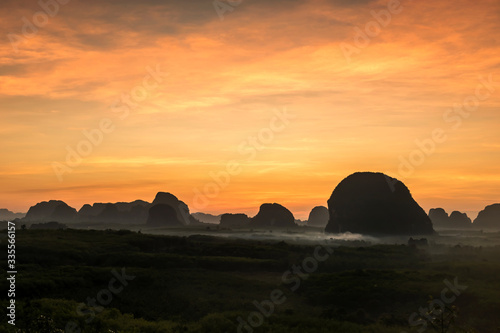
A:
[325,172,434,235]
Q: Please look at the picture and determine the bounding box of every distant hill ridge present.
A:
[428,208,472,229]
[11,175,500,232]
[0,209,26,221]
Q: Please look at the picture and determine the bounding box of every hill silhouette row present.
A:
[5,172,500,234]
[19,193,298,229]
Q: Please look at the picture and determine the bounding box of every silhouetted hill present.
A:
[220,213,250,227]
[429,208,471,228]
[51,203,78,222]
[77,204,95,217]
[115,200,150,211]
[24,200,65,221]
[473,204,500,229]
[429,208,448,226]
[23,200,77,223]
[77,200,150,224]
[146,204,183,226]
[0,209,25,221]
[19,192,203,226]
[325,172,434,235]
[250,203,296,228]
[449,211,472,227]
[78,203,108,217]
[152,192,193,224]
[307,206,329,227]
[77,203,122,223]
[192,212,221,224]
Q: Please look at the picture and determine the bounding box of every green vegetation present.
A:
[2,228,500,332]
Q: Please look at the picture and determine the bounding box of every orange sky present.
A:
[1,0,499,219]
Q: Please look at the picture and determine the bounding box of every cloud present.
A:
[0,0,499,218]
[327,0,379,7]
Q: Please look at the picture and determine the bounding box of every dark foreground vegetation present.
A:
[2,228,500,332]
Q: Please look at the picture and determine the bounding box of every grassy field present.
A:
[2,228,500,332]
